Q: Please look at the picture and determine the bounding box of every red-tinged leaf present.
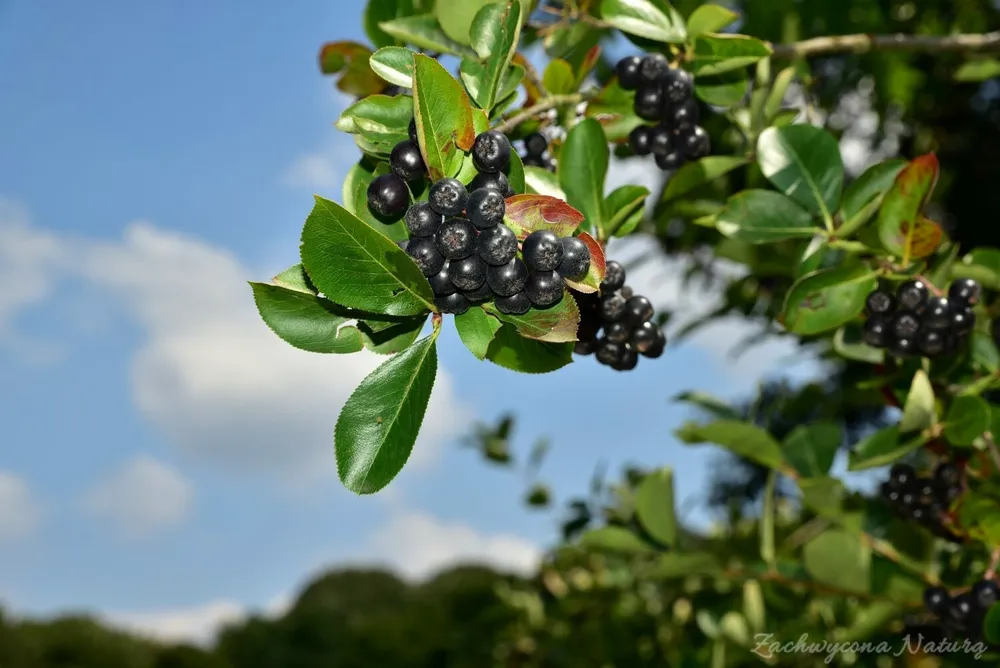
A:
[484,291,581,343]
[412,54,476,181]
[877,154,941,260]
[504,194,586,239]
[318,41,387,97]
[513,53,542,104]
[576,45,602,86]
[564,232,607,294]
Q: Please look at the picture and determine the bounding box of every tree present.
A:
[249,0,1000,663]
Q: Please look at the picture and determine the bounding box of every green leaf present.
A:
[454,308,502,359]
[955,58,1000,82]
[485,291,581,343]
[782,264,878,336]
[300,196,436,316]
[503,194,586,239]
[799,477,848,520]
[973,331,1000,372]
[369,47,415,87]
[803,530,870,596]
[757,125,844,219]
[654,553,724,578]
[507,146,526,193]
[485,324,574,374]
[833,326,885,364]
[335,334,438,494]
[543,59,576,95]
[847,426,926,471]
[605,185,649,237]
[715,190,817,244]
[272,264,318,294]
[763,66,796,121]
[524,166,566,198]
[782,423,841,478]
[839,159,907,229]
[676,420,786,471]
[877,154,943,260]
[673,391,741,420]
[661,156,748,202]
[436,0,531,47]
[251,282,365,354]
[599,0,686,43]
[691,34,772,77]
[318,41,386,97]
[378,14,475,56]
[694,69,747,107]
[364,0,400,49]
[462,0,522,111]
[985,599,1000,643]
[635,468,677,547]
[899,370,936,434]
[686,4,738,38]
[954,248,1000,291]
[562,232,607,294]
[579,526,655,553]
[944,395,991,446]
[412,53,476,181]
[348,162,410,242]
[454,108,491,186]
[559,118,608,235]
[336,94,413,156]
[359,317,426,355]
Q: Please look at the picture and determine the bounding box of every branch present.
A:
[772,30,1000,59]
[494,94,584,134]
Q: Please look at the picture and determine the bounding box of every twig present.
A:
[984,432,1000,474]
[771,31,1000,59]
[494,93,585,133]
[987,548,1000,580]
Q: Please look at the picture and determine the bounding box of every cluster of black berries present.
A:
[924,580,999,640]
[879,462,963,535]
[573,261,666,371]
[615,53,710,171]
[863,278,981,358]
[373,125,591,316]
[521,132,556,172]
[366,119,428,220]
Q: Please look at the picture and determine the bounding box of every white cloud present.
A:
[82,456,194,538]
[100,600,247,647]
[0,471,42,542]
[285,153,344,191]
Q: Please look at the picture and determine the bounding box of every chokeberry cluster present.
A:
[573,261,665,371]
[615,53,710,171]
[879,463,963,538]
[923,579,999,640]
[366,119,428,221]
[374,125,591,316]
[521,132,557,172]
[863,278,981,358]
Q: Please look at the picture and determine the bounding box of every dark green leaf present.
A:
[944,395,991,446]
[985,602,1000,644]
[485,291,581,343]
[379,14,475,56]
[833,326,885,364]
[686,4,738,37]
[454,308,502,359]
[348,162,410,242]
[953,248,1000,291]
[369,46,415,87]
[436,0,531,46]
[763,66,796,121]
[364,0,400,49]
[606,185,649,237]
[654,553,724,578]
[336,94,413,156]
[799,477,848,519]
[661,156,748,202]
[359,317,426,354]
[899,370,935,434]
[715,190,817,243]
[757,125,844,218]
[635,468,677,547]
[543,59,576,95]
[782,422,841,478]
[272,264,319,294]
[877,154,943,260]
[847,426,926,471]
[599,0,686,43]
[973,331,1000,372]
[507,148,526,194]
[335,334,438,494]
[251,282,365,354]
[782,264,878,335]
[485,324,574,374]
[691,34,772,77]
[803,530,870,595]
[300,196,436,316]
[839,160,907,229]
[559,118,608,235]
[412,53,476,181]
[579,526,655,553]
[955,58,1000,82]
[464,0,522,111]
[694,69,748,107]
[676,420,786,471]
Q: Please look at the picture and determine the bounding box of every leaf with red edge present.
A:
[319,41,387,97]
[563,232,607,294]
[503,194,586,239]
[484,291,581,343]
[576,45,602,87]
[412,54,476,181]
[877,154,942,260]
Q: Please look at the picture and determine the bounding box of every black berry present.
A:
[889,337,916,357]
[596,339,624,366]
[891,310,921,339]
[667,99,699,132]
[650,125,674,157]
[922,297,952,330]
[463,281,492,303]
[631,321,660,353]
[862,316,890,347]
[614,347,639,371]
[406,237,445,276]
[865,289,896,315]
[466,188,506,230]
[624,296,655,324]
[642,328,666,358]
[600,292,627,321]
[390,140,426,182]
[525,270,564,308]
[450,255,487,291]
[470,171,512,197]
[952,307,975,336]
[918,329,947,357]
[897,280,929,311]
[472,130,511,174]
[655,151,685,171]
[575,340,596,355]
[436,292,470,315]
[949,278,982,306]
[495,292,531,315]
[662,68,694,104]
[680,126,711,159]
[889,464,917,488]
[367,173,409,218]
[477,223,518,266]
[428,262,456,296]
[615,55,642,90]
[428,178,469,216]
[934,462,960,487]
[487,258,528,297]
[524,133,547,157]
[604,321,632,344]
[405,202,442,237]
[972,580,1000,610]
[408,118,418,143]
[639,53,670,83]
[602,262,626,292]
[628,126,653,156]
[435,218,477,260]
[558,237,591,280]
[634,85,664,121]
[522,230,564,272]
[947,592,977,626]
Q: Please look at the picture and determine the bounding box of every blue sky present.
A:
[0,0,820,643]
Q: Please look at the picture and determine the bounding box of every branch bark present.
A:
[494,94,584,133]
[772,30,1000,59]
